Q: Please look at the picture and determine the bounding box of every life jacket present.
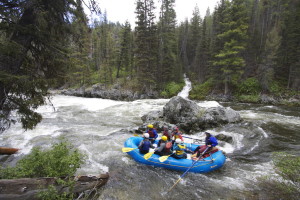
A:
[163,141,172,153]
[141,140,151,151]
[148,129,155,138]
[173,133,182,140]
[163,130,170,139]
[175,144,186,155]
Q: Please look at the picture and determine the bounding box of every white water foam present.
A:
[258,127,268,138]
[45,95,125,112]
[197,101,221,108]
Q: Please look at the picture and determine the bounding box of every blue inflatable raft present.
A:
[124,137,226,173]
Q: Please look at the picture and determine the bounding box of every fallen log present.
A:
[0,147,19,155]
[0,173,109,200]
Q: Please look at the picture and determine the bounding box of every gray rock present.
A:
[216,133,233,143]
[141,110,163,122]
[142,96,242,133]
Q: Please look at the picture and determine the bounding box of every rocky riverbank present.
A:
[55,84,299,106]
[58,84,159,101]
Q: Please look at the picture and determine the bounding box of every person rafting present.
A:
[138,133,154,154]
[171,139,192,159]
[204,132,218,150]
[171,127,183,144]
[162,126,172,141]
[154,136,172,156]
[192,132,218,159]
[146,124,158,144]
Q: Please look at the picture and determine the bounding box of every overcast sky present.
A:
[89,0,220,26]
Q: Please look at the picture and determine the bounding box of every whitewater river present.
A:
[1,93,300,199]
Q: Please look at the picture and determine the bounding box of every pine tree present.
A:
[157,0,178,86]
[68,0,92,86]
[193,12,211,83]
[134,0,158,92]
[213,0,249,95]
[116,21,133,79]
[187,5,202,74]
[0,0,94,131]
[276,0,300,90]
[177,20,189,74]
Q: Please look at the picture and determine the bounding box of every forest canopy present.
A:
[1,0,299,132]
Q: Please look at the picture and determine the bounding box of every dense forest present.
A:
[0,0,300,131]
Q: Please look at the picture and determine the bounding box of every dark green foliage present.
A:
[37,183,75,200]
[213,0,249,95]
[134,0,159,92]
[0,141,85,179]
[116,21,133,79]
[0,0,95,132]
[157,0,179,86]
[2,0,300,133]
[276,0,300,90]
[190,79,214,100]
[237,77,261,95]
[161,82,184,98]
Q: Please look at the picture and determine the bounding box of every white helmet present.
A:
[175,138,182,143]
[144,133,149,138]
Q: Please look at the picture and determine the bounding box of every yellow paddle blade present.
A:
[159,155,171,162]
[122,147,137,153]
[144,152,154,160]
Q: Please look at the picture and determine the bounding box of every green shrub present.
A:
[37,179,75,200]
[237,94,260,103]
[0,140,85,179]
[161,81,184,98]
[190,79,213,100]
[269,81,285,95]
[237,77,261,95]
[0,140,85,200]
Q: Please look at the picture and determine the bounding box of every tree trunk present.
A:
[0,173,109,200]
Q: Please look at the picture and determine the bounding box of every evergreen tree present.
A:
[116,21,133,80]
[134,0,158,92]
[157,0,178,86]
[213,0,249,95]
[68,0,92,87]
[0,0,97,131]
[187,5,202,74]
[276,0,300,90]
[193,12,211,83]
[210,0,228,86]
[177,20,189,74]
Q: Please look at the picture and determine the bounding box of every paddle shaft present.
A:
[182,135,203,142]
[168,147,210,192]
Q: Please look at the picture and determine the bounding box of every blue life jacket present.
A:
[205,136,218,147]
[141,140,151,151]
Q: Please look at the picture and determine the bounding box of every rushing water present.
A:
[1,93,300,199]
[177,75,192,99]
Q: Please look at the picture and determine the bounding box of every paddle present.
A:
[144,152,154,160]
[122,147,137,153]
[159,154,173,162]
[168,147,209,192]
[182,135,203,142]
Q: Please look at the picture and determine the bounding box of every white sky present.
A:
[89,0,220,26]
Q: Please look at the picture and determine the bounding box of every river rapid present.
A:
[1,91,300,199]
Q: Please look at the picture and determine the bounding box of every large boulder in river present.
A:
[162,96,242,133]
